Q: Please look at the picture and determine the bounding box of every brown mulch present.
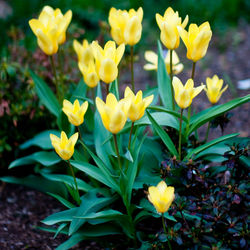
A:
[1,24,250,249]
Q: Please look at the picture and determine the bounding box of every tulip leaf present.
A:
[9,151,60,169]
[57,110,74,136]
[188,94,250,135]
[147,111,178,157]
[184,133,239,160]
[157,40,173,110]
[54,223,68,239]
[70,78,88,102]
[20,130,60,150]
[109,79,119,99]
[75,209,123,220]
[29,70,61,117]
[47,192,75,209]
[41,172,93,192]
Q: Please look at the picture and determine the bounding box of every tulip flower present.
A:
[29,6,72,55]
[91,41,125,84]
[156,7,188,50]
[78,61,99,88]
[73,39,94,66]
[144,50,183,75]
[62,99,88,126]
[148,181,175,213]
[95,93,128,134]
[178,22,212,62]
[204,75,228,104]
[108,7,143,46]
[124,87,154,122]
[173,76,204,109]
[50,131,78,160]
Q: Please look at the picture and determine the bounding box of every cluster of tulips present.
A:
[28,5,230,243]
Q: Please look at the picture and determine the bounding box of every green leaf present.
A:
[185,133,239,160]
[0,175,67,198]
[76,209,123,220]
[70,78,87,102]
[147,111,178,157]
[189,95,250,134]
[20,130,60,150]
[109,79,119,99]
[9,151,60,169]
[41,172,93,192]
[47,192,75,209]
[30,70,60,117]
[157,40,173,110]
[57,110,74,136]
[54,223,68,239]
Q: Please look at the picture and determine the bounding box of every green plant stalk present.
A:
[185,62,196,134]
[68,160,81,205]
[170,49,175,111]
[179,109,183,160]
[49,55,61,103]
[113,134,122,170]
[128,122,134,150]
[162,213,172,250]
[205,121,211,142]
[58,47,65,96]
[106,83,109,97]
[130,46,135,92]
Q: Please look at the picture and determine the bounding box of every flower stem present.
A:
[191,61,196,80]
[68,160,80,205]
[162,213,172,250]
[49,55,61,103]
[128,122,134,150]
[113,134,122,170]
[179,109,183,160]
[170,49,175,111]
[130,46,135,92]
[205,122,211,142]
[106,83,109,97]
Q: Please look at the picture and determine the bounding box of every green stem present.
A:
[106,83,109,97]
[49,55,61,103]
[162,213,172,250]
[191,61,196,80]
[130,46,135,92]
[68,160,80,205]
[113,134,122,170]
[170,49,175,111]
[205,122,210,142]
[91,87,95,105]
[128,122,134,150]
[179,109,183,160]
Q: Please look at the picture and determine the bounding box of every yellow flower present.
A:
[78,61,99,88]
[29,6,72,55]
[204,75,228,104]
[50,131,78,160]
[178,22,212,62]
[73,39,94,66]
[108,7,143,46]
[96,93,128,134]
[173,76,204,109]
[124,87,154,122]
[148,181,175,213]
[156,7,188,50]
[91,41,125,84]
[62,99,88,126]
[144,50,184,75]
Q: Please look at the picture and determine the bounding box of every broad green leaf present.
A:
[0,175,67,198]
[20,130,60,150]
[41,172,92,192]
[9,151,60,169]
[70,78,87,102]
[109,79,119,99]
[56,110,74,136]
[157,40,173,110]
[147,111,178,157]
[185,133,239,160]
[76,209,123,220]
[189,94,250,134]
[30,70,60,117]
[54,223,68,239]
[47,192,75,209]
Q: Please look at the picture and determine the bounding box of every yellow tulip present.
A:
[62,99,88,126]
[124,87,154,122]
[178,22,212,62]
[108,7,143,46]
[204,75,228,104]
[73,39,94,66]
[144,50,183,75]
[78,61,99,88]
[148,181,175,213]
[91,41,125,84]
[50,131,78,160]
[29,6,72,55]
[173,76,204,109]
[96,93,128,134]
[156,7,188,50]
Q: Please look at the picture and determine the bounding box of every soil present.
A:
[1,24,249,249]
